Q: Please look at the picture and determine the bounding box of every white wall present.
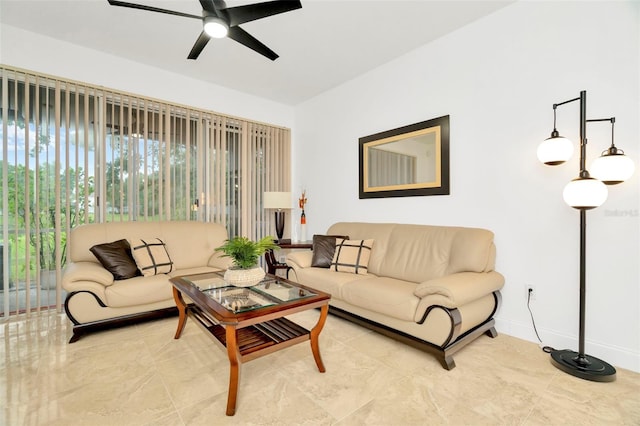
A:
[0,25,294,128]
[294,1,640,372]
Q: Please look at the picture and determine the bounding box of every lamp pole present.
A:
[578,90,587,365]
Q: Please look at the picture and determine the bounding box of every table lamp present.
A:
[263,191,292,243]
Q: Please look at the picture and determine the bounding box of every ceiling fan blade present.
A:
[187,31,211,60]
[223,0,302,27]
[227,26,278,61]
[107,0,201,20]
[199,0,219,14]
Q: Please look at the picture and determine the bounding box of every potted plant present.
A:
[215,236,278,287]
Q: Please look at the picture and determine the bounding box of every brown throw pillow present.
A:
[331,239,374,275]
[311,234,349,268]
[90,239,141,280]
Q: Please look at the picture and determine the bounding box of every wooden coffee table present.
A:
[170,271,331,416]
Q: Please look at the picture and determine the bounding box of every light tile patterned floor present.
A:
[1,310,639,425]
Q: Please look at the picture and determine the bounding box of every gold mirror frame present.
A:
[359,115,450,199]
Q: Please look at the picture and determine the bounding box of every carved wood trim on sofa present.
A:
[327,290,501,370]
[64,291,177,343]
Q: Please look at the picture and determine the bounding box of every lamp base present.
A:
[274,211,285,241]
[550,349,616,382]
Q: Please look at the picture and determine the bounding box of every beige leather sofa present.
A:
[286,222,505,370]
[62,221,231,342]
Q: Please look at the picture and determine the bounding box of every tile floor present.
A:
[1,309,639,425]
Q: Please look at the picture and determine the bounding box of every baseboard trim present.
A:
[495,317,640,373]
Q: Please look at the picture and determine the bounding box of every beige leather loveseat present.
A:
[62,221,231,342]
[286,222,505,370]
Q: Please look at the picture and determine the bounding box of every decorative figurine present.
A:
[298,190,308,241]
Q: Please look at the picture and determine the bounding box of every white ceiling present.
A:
[1,0,512,105]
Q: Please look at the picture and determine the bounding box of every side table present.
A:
[265,240,312,276]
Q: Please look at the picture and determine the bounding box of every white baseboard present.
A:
[494,317,640,374]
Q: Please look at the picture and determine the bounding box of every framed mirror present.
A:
[359,115,450,199]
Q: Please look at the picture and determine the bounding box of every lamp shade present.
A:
[537,132,574,165]
[263,192,291,209]
[562,175,608,209]
[590,149,635,185]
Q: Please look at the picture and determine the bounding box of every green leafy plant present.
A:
[215,236,278,269]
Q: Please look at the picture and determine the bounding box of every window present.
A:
[0,66,290,317]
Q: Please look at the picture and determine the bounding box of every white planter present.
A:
[224,265,266,287]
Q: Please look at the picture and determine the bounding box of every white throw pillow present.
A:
[330,239,374,275]
[129,238,173,276]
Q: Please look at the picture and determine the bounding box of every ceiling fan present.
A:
[107,0,302,60]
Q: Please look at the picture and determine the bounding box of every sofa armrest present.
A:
[286,251,313,269]
[207,252,234,270]
[414,271,505,308]
[62,262,115,288]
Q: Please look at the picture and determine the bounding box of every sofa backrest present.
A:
[68,221,229,270]
[327,222,497,283]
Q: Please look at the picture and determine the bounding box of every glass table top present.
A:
[181,273,317,314]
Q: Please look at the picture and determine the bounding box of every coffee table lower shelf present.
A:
[190,305,311,360]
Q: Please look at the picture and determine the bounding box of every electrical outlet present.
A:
[526,285,536,301]
[279,255,286,263]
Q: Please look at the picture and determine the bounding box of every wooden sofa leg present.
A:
[68,330,83,343]
[485,326,498,338]
[442,355,456,370]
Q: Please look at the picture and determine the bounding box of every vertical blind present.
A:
[0,65,291,318]
[368,147,416,186]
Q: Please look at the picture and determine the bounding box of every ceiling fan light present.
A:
[204,17,229,38]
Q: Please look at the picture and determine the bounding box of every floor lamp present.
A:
[263,191,291,243]
[537,90,635,382]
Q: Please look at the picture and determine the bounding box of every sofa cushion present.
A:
[311,234,349,268]
[331,239,374,274]
[67,221,230,270]
[129,238,173,276]
[293,267,373,298]
[341,277,420,322]
[158,221,230,270]
[104,274,173,307]
[89,239,140,280]
[326,222,497,282]
[375,225,493,282]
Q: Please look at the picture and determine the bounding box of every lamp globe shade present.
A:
[537,133,574,165]
[590,149,635,185]
[562,176,608,209]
